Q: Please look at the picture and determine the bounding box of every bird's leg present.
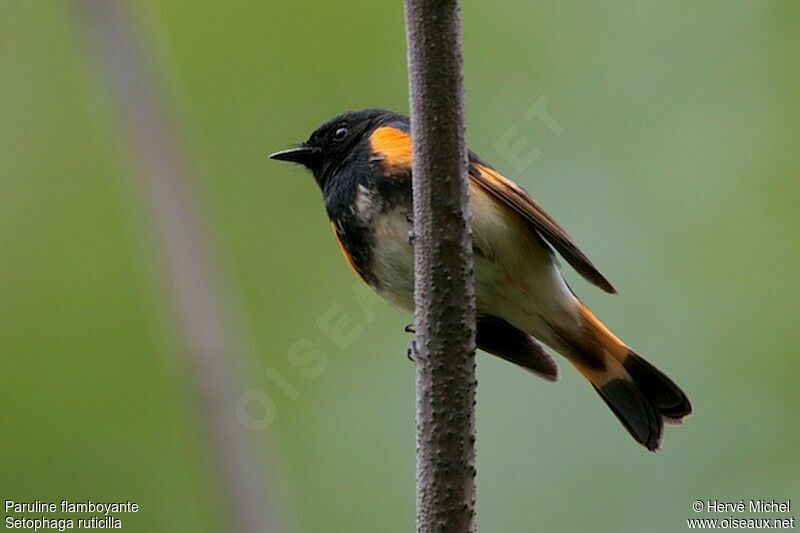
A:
[406,339,418,363]
[404,323,417,363]
[406,213,416,245]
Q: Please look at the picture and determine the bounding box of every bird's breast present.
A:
[329,182,415,310]
[358,184,415,310]
[330,176,566,321]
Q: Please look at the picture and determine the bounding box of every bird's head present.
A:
[269,108,404,189]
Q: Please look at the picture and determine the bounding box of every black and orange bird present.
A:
[270,108,691,451]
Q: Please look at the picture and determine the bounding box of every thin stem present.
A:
[404,0,477,531]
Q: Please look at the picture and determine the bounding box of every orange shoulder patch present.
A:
[369,126,412,172]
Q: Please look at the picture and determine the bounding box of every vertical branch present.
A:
[404,1,477,531]
[75,2,282,532]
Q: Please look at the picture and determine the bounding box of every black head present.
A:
[270,108,404,187]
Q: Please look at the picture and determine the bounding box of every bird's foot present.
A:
[406,339,418,363]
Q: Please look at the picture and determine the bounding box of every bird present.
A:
[270,108,691,451]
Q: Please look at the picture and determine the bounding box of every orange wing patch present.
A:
[370,126,412,172]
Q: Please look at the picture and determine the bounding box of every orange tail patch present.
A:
[578,303,630,364]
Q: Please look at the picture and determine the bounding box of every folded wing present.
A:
[469,159,616,294]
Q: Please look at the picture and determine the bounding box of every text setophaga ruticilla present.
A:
[270,108,691,450]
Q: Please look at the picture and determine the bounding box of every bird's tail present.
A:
[566,304,692,451]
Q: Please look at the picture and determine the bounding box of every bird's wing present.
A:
[368,123,615,293]
[469,160,616,294]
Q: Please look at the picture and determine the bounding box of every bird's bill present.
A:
[268,146,320,165]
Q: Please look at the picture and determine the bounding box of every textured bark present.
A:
[76,2,282,532]
[404,1,477,531]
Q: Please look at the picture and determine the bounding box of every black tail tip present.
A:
[595,379,663,451]
[595,354,692,451]
[624,353,692,420]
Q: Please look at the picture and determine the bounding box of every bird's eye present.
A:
[333,127,348,141]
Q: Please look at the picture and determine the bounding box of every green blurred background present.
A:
[2,1,799,531]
